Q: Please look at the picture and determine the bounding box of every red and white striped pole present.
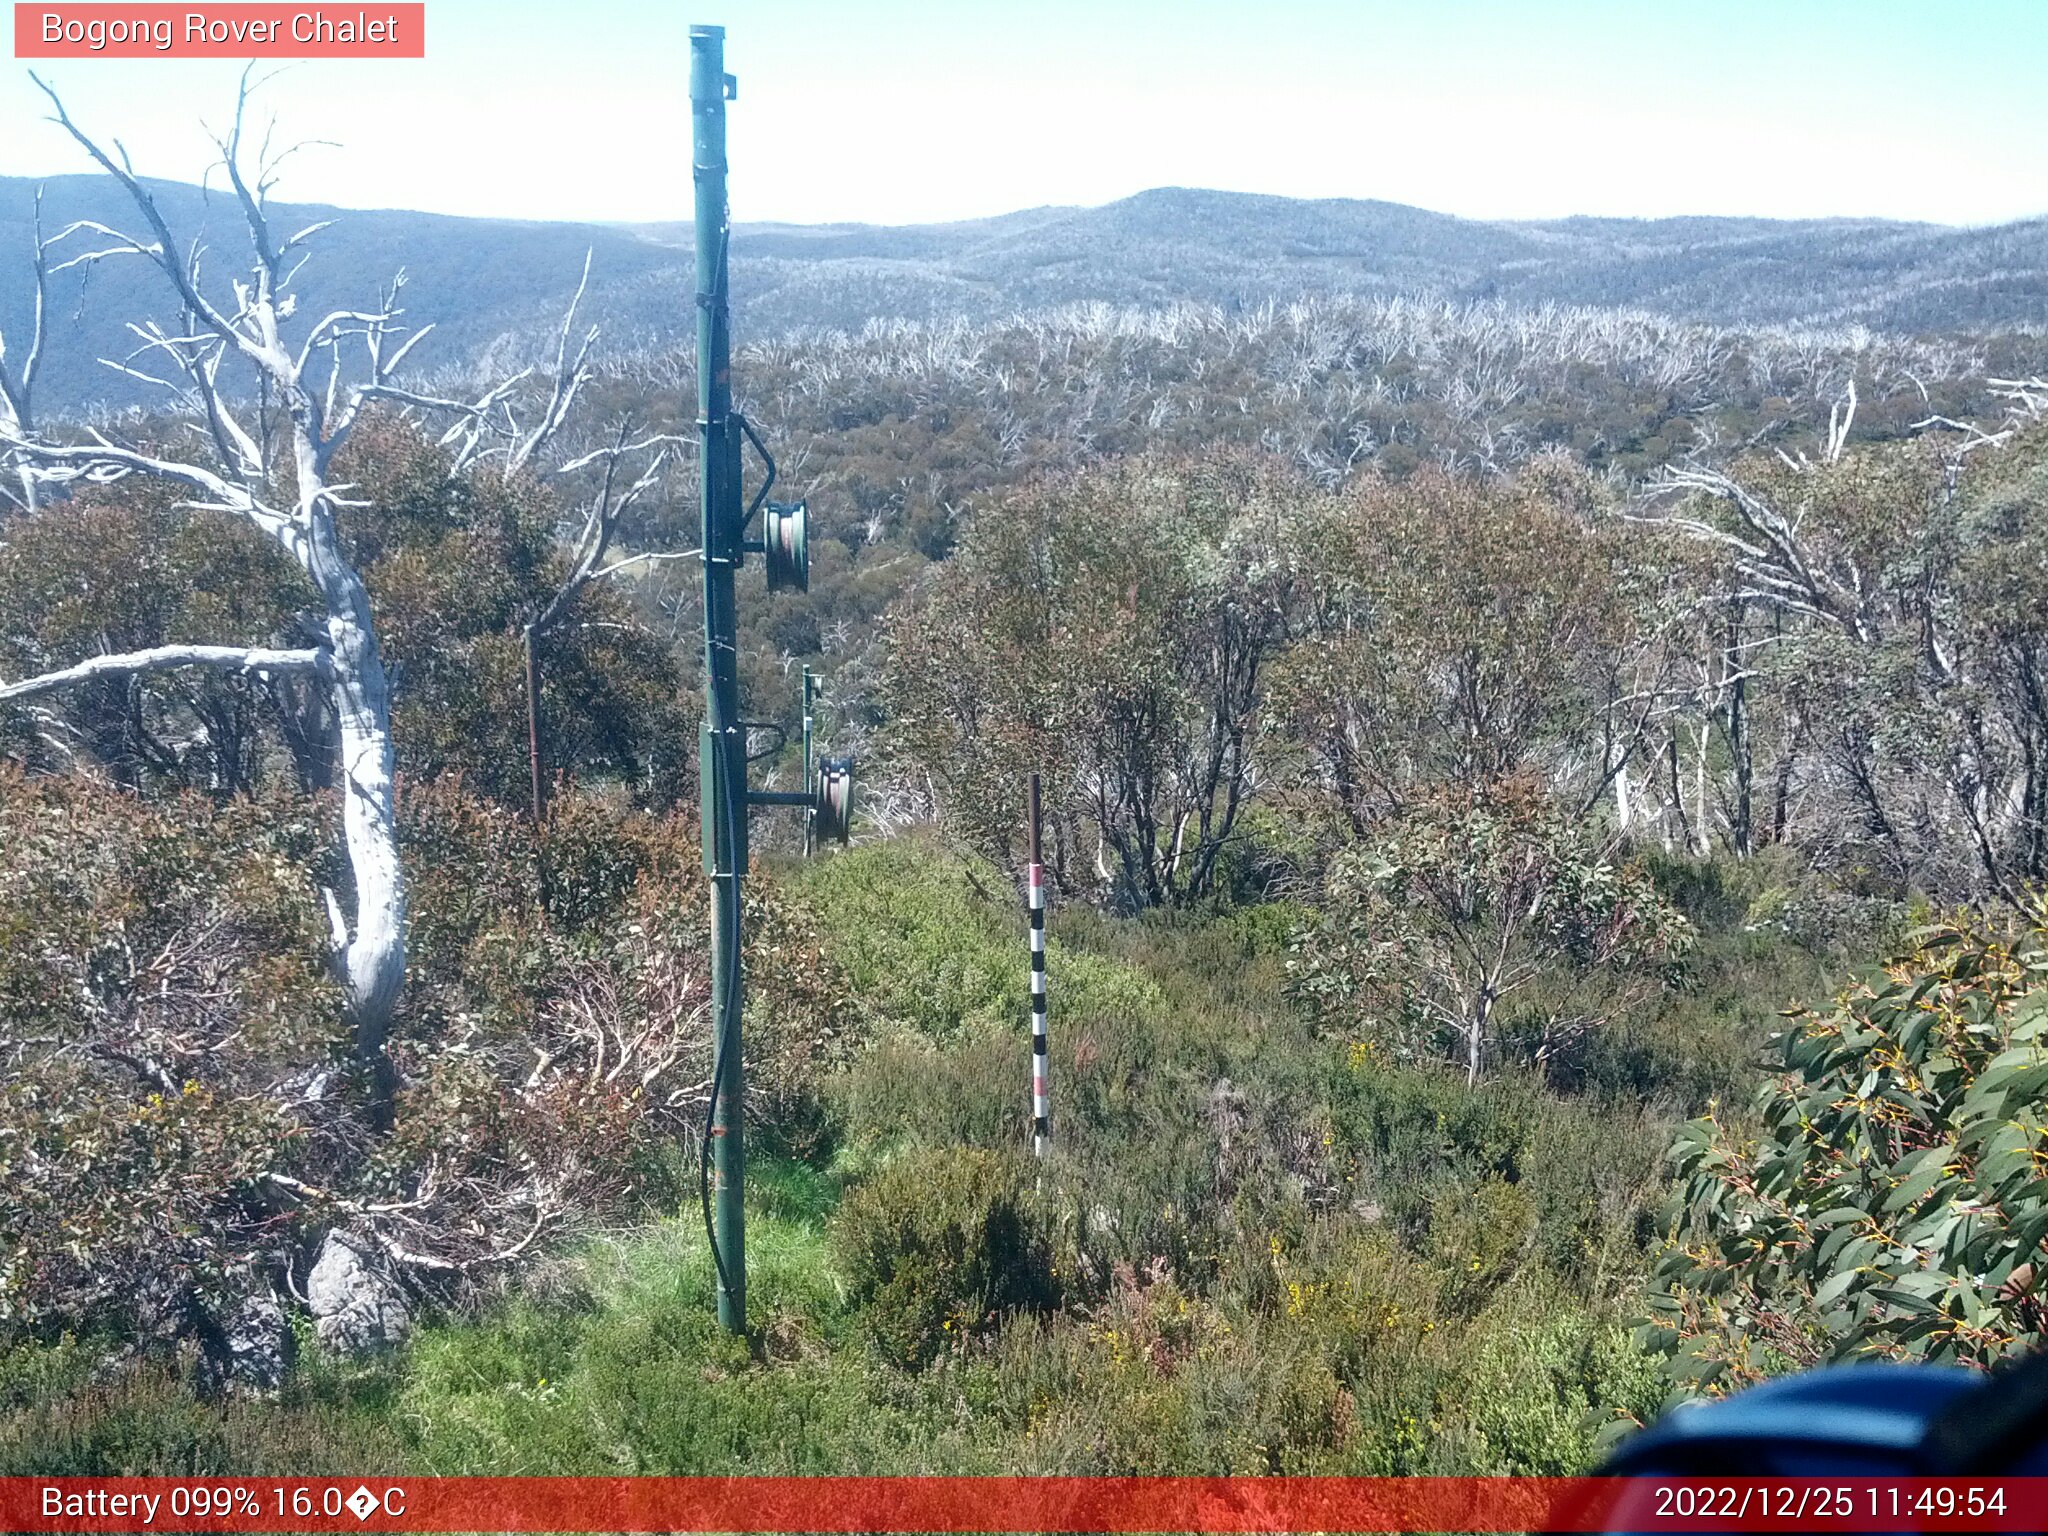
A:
[1027,772,1050,1158]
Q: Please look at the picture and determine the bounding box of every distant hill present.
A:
[0,175,679,416]
[5,176,2046,414]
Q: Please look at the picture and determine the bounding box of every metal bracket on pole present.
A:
[738,414,776,529]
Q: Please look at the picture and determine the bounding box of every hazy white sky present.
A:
[2,0,2043,228]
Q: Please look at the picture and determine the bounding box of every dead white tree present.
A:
[366,248,598,477]
[0,185,54,513]
[1988,376,2048,420]
[0,73,459,1118]
[1631,385,1878,646]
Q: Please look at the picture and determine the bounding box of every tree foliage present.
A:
[0,416,689,810]
[0,484,307,793]
[1268,460,1664,833]
[1291,776,1691,1084]
[885,452,1302,908]
[336,415,691,808]
[1648,901,2048,1395]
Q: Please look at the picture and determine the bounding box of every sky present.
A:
[1,0,2043,229]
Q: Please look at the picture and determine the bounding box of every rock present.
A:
[193,1289,295,1397]
[306,1231,411,1353]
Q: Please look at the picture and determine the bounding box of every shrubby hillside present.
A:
[9,117,2048,1482]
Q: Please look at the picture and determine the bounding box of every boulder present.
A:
[305,1230,411,1353]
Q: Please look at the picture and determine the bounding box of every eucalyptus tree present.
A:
[1266,458,1672,837]
[885,451,1303,907]
[1291,774,1691,1085]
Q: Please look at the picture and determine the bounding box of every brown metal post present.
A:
[524,626,545,823]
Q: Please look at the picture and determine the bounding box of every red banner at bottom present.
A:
[6,1475,2046,1532]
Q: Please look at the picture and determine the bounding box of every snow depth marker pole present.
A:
[1028,773,1051,1158]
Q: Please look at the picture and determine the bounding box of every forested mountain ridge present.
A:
[6,174,2047,414]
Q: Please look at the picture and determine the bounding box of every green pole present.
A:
[692,21,746,1335]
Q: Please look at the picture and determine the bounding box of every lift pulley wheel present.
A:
[815,755,855,845]
[763,499,809,593]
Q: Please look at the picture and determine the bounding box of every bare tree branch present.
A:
[529,423,682,638]
[588,547,701,582]
[1637,465,1870,642]
[0,644,324,704]
[507,248,597,474]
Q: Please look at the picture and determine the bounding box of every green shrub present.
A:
[0,770,343,1351]
[1327,1055,1667,1292]
[787,834,1020,1045]
[832,1147,1060,1368]
[830,1033,1023,1157]
[1648,900,2048,1396]
[1445,1273,1663,1474]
